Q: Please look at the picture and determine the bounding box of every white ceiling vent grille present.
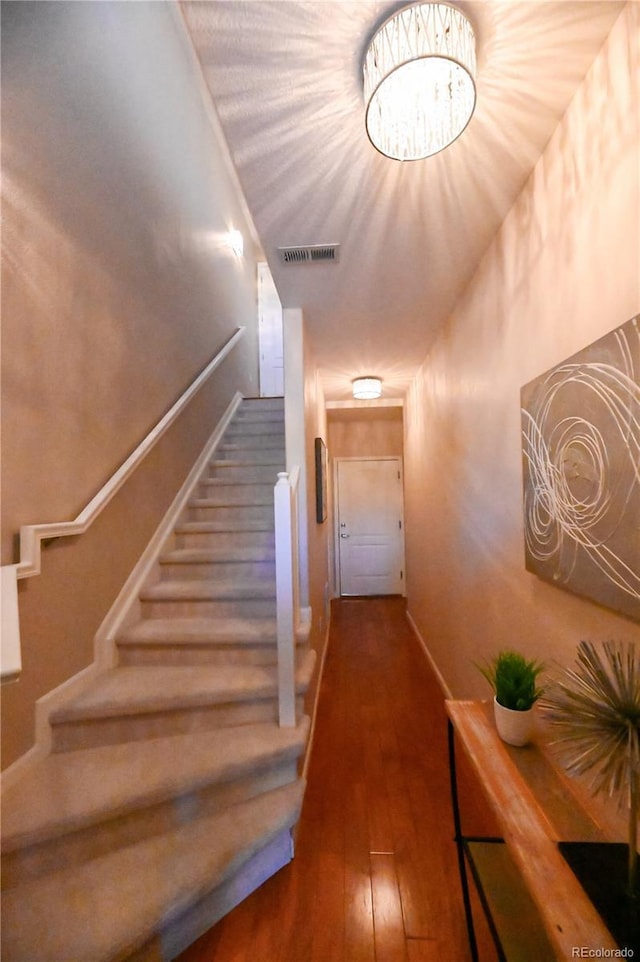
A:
[278,244,340,265]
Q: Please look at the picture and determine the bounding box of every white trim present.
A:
[300,607,330,785]
[282,309,309,608]
[1,656,103,789]
[32,663,102,757]
[1,565,21,682]
[274,467,301,728]
[2,394,243,786]
[93,392,244,671]
[13,328,245,581]
[405,609,453,699]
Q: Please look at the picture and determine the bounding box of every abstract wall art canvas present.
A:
[521,316,640,622]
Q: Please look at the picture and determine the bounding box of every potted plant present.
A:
[478,650,545,746]
[541,640,639,902]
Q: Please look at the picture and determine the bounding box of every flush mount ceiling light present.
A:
[352,377,383,400]
[363,2,476,161]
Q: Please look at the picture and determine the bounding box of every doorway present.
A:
[335,457,405,596]
[257,262,284,397]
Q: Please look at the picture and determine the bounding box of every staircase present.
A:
[1,397,315,962]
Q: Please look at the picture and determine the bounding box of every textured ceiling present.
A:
[181,1,624,401]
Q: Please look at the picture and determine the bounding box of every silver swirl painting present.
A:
[521,316,640,622]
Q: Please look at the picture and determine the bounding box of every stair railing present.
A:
[1,327,245,682]
[274,467,301,727]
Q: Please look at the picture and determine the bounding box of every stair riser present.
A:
[154,827,295,962]
[208,464,282,482]
[176,530,275,549]
[225,426,285,439]
[234,404,283,415]
[160,560,276,581]
[2,761,299,889]
[231,408,283,419]
[238,399,284,411]
[188,505,274,523]
[140,598,276,618]
[220,445,284,458]
[215,449,285,464]
[197,482,275,502]
[117,643,278,668]
[222,424,285,448]
[50,696,304,752]
[226,432,286,442]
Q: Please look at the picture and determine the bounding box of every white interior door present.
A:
[257,262,284,397]
[336,458,405,596]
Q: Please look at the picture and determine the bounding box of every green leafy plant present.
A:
[541,640,639,897]
[478,650,545,711]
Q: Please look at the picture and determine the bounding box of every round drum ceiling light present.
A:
[363,2,476,161]
[352,377,383,400]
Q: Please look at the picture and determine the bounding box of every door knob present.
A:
[340,533,350,539]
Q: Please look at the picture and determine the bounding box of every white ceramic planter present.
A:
[493,696,536,747]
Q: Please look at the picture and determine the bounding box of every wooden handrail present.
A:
[11,327,245,580]
[1,328,244,682]
[274,467,301,727]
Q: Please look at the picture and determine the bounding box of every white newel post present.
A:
[274,469,300,727]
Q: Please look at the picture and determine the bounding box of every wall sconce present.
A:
[226,229,244,257]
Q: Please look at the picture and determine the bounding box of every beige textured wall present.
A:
[327,416,404,460]
[404,2,640,700]
[1,2,260,766]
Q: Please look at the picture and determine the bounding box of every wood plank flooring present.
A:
[177,597,500,962]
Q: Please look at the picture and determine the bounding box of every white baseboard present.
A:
[405,608,453,699]
[301,605,331,785]
[4,393,244,788]
[93,391,243,671]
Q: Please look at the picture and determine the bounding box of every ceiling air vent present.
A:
[278,244,340,265]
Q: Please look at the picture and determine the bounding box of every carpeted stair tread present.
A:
[1,718,309,853]
[49,666,278,721]
[50,652,316,721]
[220,435,284,443]
[237,412,283,419]
[225,426,285,434]
[189,496,274,508]
[140,579,275,602]
[160,546,276,564]
[118,617,279,646]
[218,446,284,455]
[210,455,283,464]
[202,478,277,487]
[1,779,304,962]
[194,483,275,498]
[227,412,284,419]
[211,453,284,464]
[175,519,275,533]
[225,432,284,441]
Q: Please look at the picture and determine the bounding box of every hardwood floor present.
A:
[177,597,500,962]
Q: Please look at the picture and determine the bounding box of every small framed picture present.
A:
[314,437,328,523]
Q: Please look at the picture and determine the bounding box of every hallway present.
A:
[178,597,498,962]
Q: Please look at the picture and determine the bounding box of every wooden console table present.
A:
[446,699,622,961]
